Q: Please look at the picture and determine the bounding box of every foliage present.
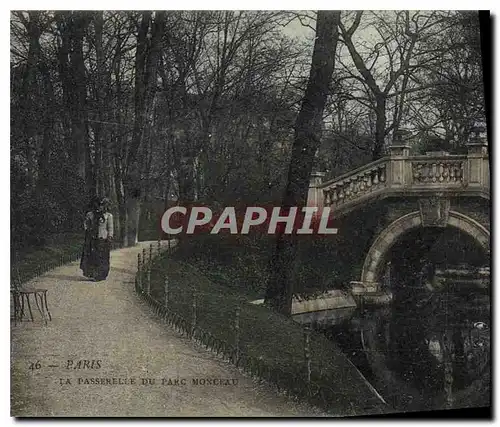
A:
[11,232,84,285]
[11,159,88,250]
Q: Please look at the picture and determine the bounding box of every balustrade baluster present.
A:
[379,167,386,183]
[412,164,419,181]
[422,163,429,182]
[438,163,444,182]
[357,176,363,192]
[449,167,456,182]
[324,190,331,205]
[431,163,437,182]
[359,177,366,191]
[442,163,450,182]
[372,169,379,185]
[365,173,372,188]
[338,187,345,200]
[331,187,338,202]
[344,180,351,198]
[352,177,359,194]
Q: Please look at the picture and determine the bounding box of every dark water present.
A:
[309,286,491,412]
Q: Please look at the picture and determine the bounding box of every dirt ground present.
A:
[11,241,327,417]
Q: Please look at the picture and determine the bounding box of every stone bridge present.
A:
[307,131,490,296]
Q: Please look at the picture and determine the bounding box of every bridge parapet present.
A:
[310,138,489,216]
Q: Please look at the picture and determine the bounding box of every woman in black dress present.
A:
[80,197,114,281]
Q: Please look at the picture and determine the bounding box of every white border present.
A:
[2,4,497,427]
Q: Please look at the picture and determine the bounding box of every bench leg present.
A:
[43,291,52,321]
[19,294,26,322]
[34,293,47,325]
[25,294,34,322]
[12,293,19,326]
[16,293,22,324]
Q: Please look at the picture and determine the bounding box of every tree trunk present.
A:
[125,193,142,246]
[264,11,341,315]
[69,13,91,186]
[124,11,166,247]
[21,12,42,189]
[373,95,387,160]
[56,12,92,195]
[37,60,56,189]
[115,171,127,246]
[55,12,73,165]
[93,11,106,197]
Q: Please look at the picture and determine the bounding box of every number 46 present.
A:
[29,361,41,371]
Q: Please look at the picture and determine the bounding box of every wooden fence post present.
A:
[304,326,311,384]
[157,239,161,256]
[234,305,240,364]
[146,266,151,295]
[135,255,138,287]
[142,248,147,268]
[164,275,169,310]
[149,243,153,264]
[137,254,141,288]
[191,292,197,338]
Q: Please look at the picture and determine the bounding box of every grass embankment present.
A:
[148,252,386,415]
[171,235,349,299]
[11,232,85,285]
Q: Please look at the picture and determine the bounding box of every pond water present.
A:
[303,284,491,412]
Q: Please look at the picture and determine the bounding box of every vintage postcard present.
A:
[10,10,491,418]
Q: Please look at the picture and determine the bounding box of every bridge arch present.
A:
[361,211,490,283]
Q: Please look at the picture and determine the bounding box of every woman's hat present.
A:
[100,197,111,208]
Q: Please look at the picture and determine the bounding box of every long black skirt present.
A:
[80,234,111,281]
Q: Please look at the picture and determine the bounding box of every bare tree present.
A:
[338,11,451,158]
[265,10,341,315]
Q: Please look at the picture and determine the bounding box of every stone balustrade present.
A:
[410,157,466,185]
[322,160,387,208]
[308,137,489,215]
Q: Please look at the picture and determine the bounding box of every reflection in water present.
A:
[307,286,490,412]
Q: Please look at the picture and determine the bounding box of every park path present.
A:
[11,241,325,417]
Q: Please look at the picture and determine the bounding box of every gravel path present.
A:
[11,241,326,417]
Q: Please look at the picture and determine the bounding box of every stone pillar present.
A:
[388,130,411,187]
[466,125,489,190]
[350,281,381,295]
[307,171,325,209]
[349,280,390,307]
[390,129,412,155]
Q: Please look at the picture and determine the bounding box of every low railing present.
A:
[309,140,489,214]
[134,243,385,416]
